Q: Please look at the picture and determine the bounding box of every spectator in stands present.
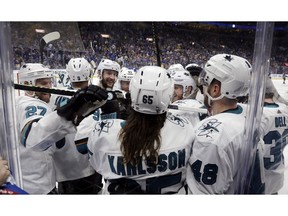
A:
[0,156,10,186]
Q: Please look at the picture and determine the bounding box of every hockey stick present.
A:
[14,83,125,103]
[40,31,61,64]
[152,22,161,67]
[168,104,208,114]
[14,83,208,114]
[14,83,76,96]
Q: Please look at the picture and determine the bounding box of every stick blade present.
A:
[42,31,60,44]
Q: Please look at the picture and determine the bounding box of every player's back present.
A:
[260,101,288,194]
[187,105,250,194]
[87,114,195,194]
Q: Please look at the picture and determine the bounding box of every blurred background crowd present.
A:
[10,22,288,74]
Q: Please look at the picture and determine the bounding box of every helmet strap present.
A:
[25,90,35,97]
[205,91,225,107]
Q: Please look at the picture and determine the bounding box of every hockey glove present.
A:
[57,85,108,126]
[101,91,132,120]
[101,91,121,115]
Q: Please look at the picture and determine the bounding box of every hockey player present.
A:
[169,69,206,127]
[50,57,104,194]
[116,67,135,93]
[90,58,130,118]
[72,56,125,186]
[185,63,204,101]
[260,77,288,194]
[74,58,130,152]
[16,63,58,194]
[87,65,195,194]
[171,69,196,103]
[16,63,108,194]
[282,73,286,84]
[92,58,121,90]
[186,54,265,194]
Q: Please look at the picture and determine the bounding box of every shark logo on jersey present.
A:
[94,119,114,135]
[198,119,221,138]
[166,112,189,127]
[57,71,72,89]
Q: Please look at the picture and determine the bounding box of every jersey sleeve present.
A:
[17,97,76,151]
[74,111,100,154]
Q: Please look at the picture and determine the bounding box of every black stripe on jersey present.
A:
[263,102,279,108]
[222,105,243,114]
[75,137,89,154]
[21,118,41,147]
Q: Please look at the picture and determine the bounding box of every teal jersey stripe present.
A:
[21,118,40,147]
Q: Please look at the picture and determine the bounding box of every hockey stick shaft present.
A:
[14,83,76,96]
[152,22,161,66]
[14,84,208,114]
[168,104,208,114]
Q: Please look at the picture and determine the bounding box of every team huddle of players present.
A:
[10,53,288,194]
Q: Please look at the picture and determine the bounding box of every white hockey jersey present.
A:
[74,88,128,150]
[17,143,55,194]
[260,102,288,194]
[48,94,96,182]
[16,95,76,151]
[168,99,206,128]
[87,114,195,194]
[186,104,264,194]
[74,110,101,147]
[15,95,74,194]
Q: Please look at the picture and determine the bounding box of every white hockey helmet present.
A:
[18,63,53,86]
[66,57,92,82]
[200,54,251,99]
[96,59,121,79]
[167,63,184,77]
[168,63,184,71]
[172,69,196,98]
[130,66,174,115]
[119,67,135,82]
